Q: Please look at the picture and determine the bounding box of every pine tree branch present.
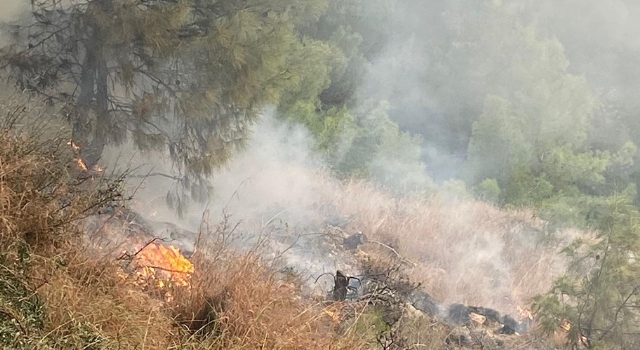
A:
[598,286,638,342]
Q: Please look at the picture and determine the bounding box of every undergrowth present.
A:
[0,101,369,349]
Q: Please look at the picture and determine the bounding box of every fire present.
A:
[117,241,194,302]
[133,243,194,288]
[517,305,534,321]
[68,140,104,173]
[323,307,341,323]
[76,158,88,171]
[67,139,80,152]
[555,320,590,348]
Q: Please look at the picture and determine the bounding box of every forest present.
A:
[1,0,640,349]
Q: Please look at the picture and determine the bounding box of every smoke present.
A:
[518,0,640,112]
[10,0,620,312]
[0,0,28,22]
[360,0,640,182]
[0,0,29,46]
[100,0,584,309]
[100,106,566,313]
[104,111,326,226]
[102,111,362,294]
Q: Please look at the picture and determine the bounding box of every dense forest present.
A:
[2,0,640,348]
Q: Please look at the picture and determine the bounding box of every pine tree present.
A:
[1,0,329,212]
[533,191,640,348]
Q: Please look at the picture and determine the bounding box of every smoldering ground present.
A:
[99,109,570,315]
[2,0,621,320]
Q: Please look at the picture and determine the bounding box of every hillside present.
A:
[2,0,640,348]
[0,108,581,350]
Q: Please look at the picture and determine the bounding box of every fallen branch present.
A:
[368,240,417,267]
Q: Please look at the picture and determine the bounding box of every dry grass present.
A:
[327,180,572,315]
[0,90,577,349]
[170,250,367,349]
[171,147,572,318]
[0,101,172,349]
[0,102,370,349]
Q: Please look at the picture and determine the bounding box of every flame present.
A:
[133,243,194,289]
[555,320,590,347]
[75,158,88,171]
[323,307,341,323]
[68,140,104,173]
[517,305,534,321]
[67,140,80,152]
[68,140,88,171]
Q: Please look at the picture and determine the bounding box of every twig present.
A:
[117,237,165,266]
[599,286,638,341]
[193,208,210,255]
[314,272,335,284]
[368,240,417,267]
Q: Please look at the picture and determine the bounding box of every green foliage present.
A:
[533,193,640,348]
[280,95,432,193]
[474,178,501,203]
[0,246,45,348]
[2,0,334,214]
[300,0,395,107]
[329,101,432,193]
[466,95,530,186]
[349,307,392,346]
[499,143,638,229]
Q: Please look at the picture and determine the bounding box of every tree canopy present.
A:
[2,0,331,209]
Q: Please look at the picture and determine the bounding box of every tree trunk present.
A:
[72,1,111,169]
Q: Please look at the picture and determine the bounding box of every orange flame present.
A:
[323,307,341,323]
[517,305,534,321]
[134,243,194,288]
[67,140,80,152]
[75,158,88,171]
[68,140,88,171]
[68,140,104,173]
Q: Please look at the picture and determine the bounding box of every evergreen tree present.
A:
[1,0,329,212]
[533,191,640,348]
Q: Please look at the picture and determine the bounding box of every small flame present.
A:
[68,140,89,172]
[517,305,534,321]
[92,165,104,173]
[67,140,80,152]
[134,243,194,288]
[76,158,88,171]
[323,308,341,323]
[556,320,590,347]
